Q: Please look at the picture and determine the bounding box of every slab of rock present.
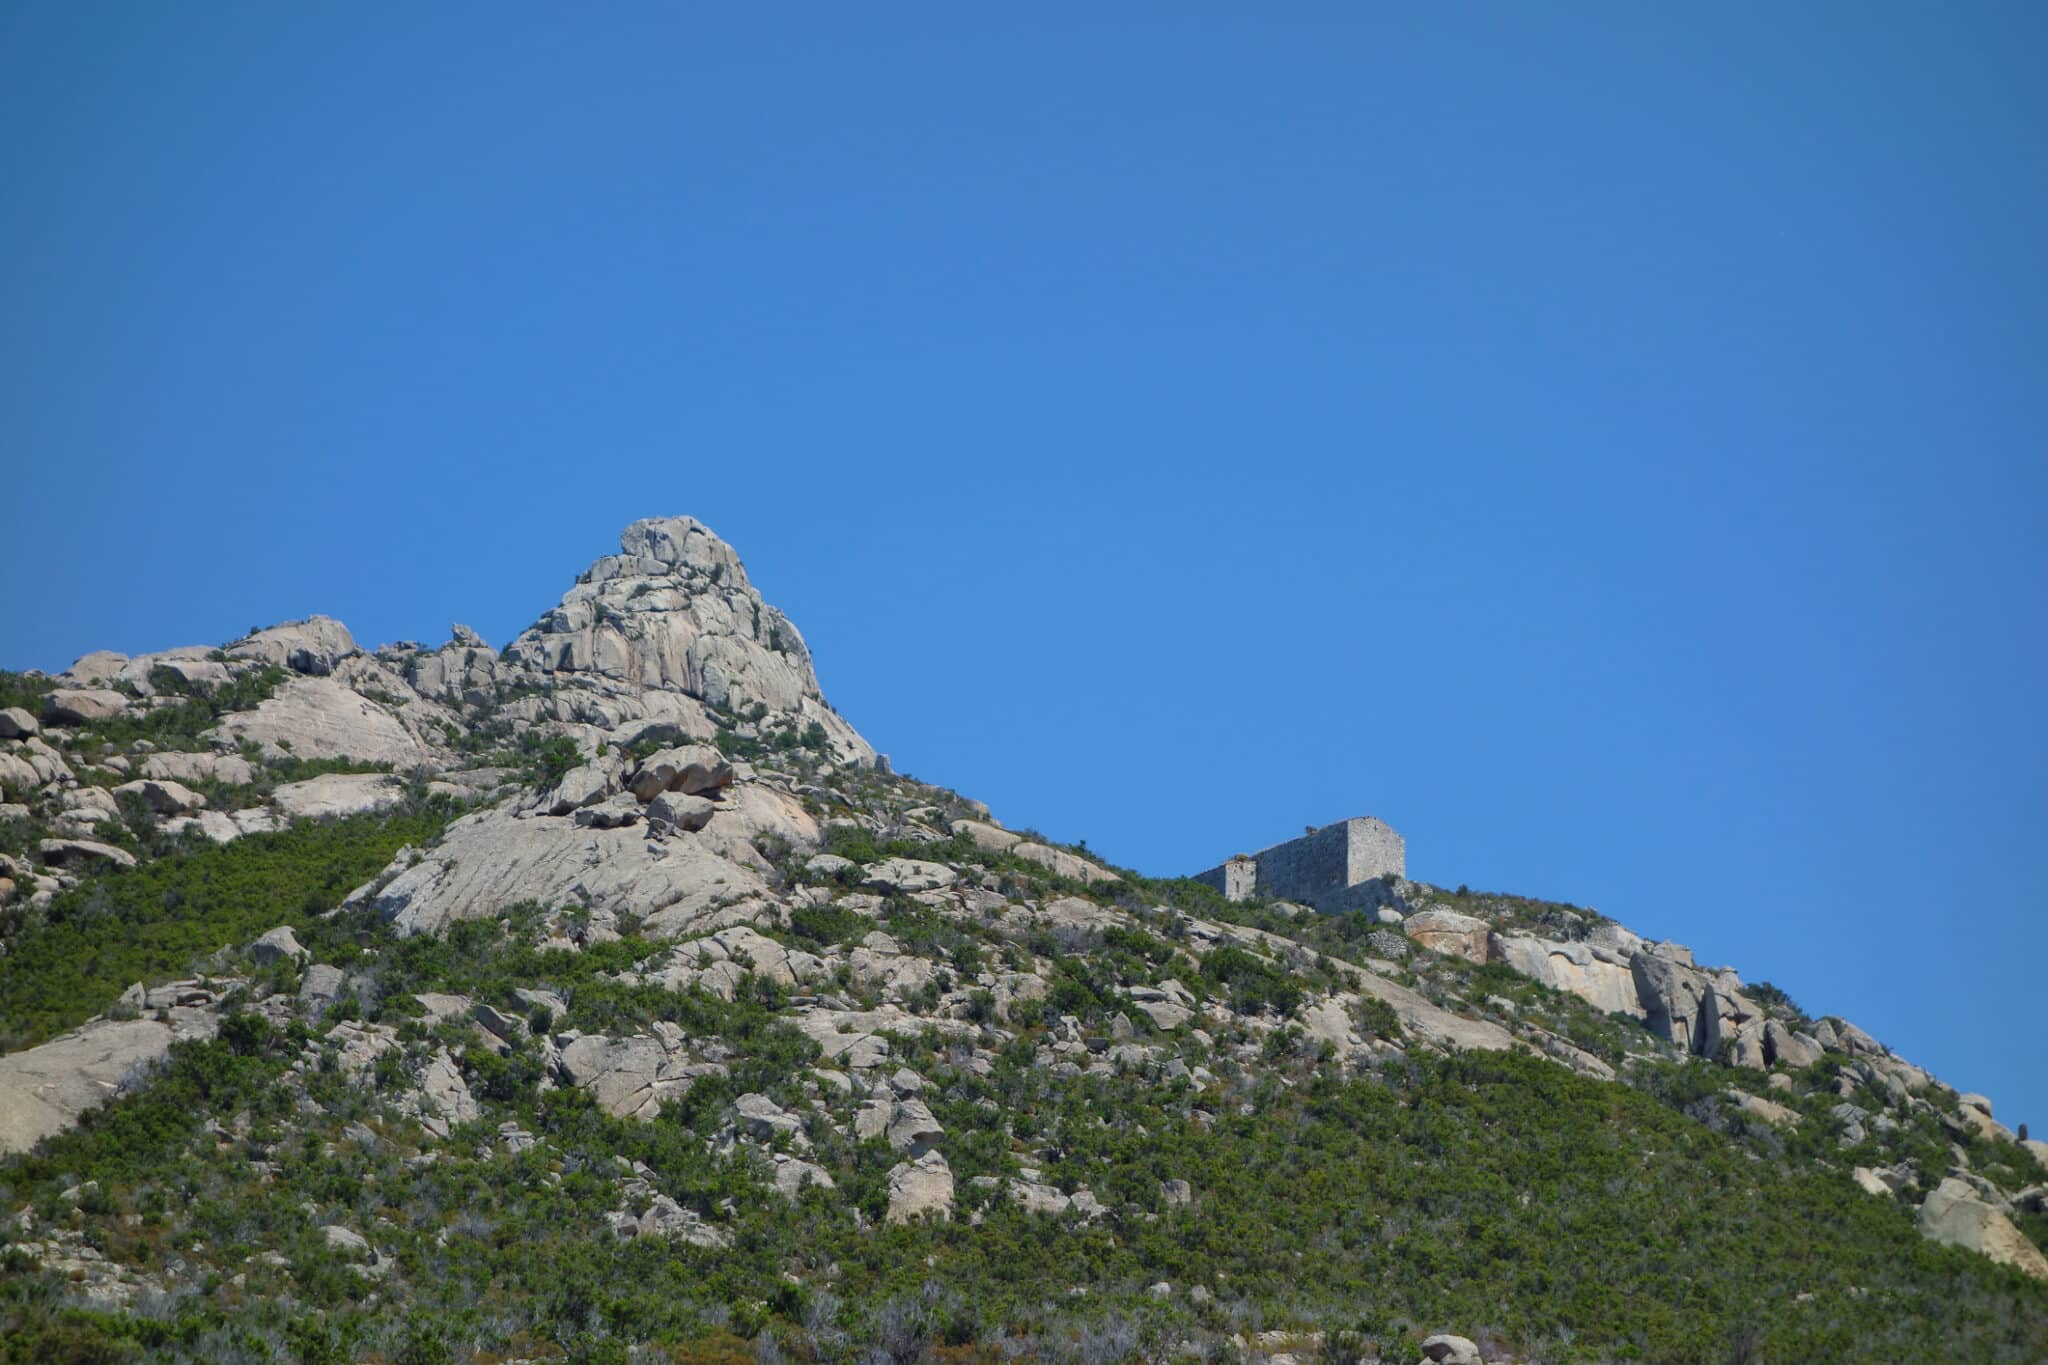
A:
[321,1225,371,1258]
[0,1012,220,1155]
[1918,1176,2048,1279]
[141,751,256,786]
[1010,841,1117,883]
[0,706,39,738]
[1404,907,1491,963]
[44,689,129,725]
[885,1150,954,1224]
[208,677,430,766]
[273,772,406,821]
[950,818,1020,852]
[1763,1020,1824,1070]
[1490,934,1643,1017]
[358,805,771,939]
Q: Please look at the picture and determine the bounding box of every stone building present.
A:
[1193,816,1404,914]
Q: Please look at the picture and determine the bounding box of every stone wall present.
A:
[1193,817,1405,912]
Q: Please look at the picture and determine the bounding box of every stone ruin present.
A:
[1193,816,1405,914]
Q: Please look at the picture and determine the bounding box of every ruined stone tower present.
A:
[1193,816,1404,914]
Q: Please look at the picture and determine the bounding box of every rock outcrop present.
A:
[1918,1177,2048,1279]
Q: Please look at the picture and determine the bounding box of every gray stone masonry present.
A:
[1193,816,1405,914]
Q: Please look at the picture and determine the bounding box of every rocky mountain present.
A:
[1,516,2043,1364]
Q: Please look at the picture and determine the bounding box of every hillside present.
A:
[2,517,2044,1365]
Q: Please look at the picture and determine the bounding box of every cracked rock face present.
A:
[503,516,872,765]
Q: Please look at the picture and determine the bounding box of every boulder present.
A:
[538,760,615,816]
[1918,1176,2048,1279]
[249,926,308,967]
[1631,952,1713,1053]
[731,1093,804,1140]
[112,778,207,816]
[885,1150,954,1223]
[1764,1020,1824,1071]
[38,838,137,871]
[320,1225,371,1259]
[555,1035,697,1121]
[298,964,349,1016]
[626,745,733,802]
[1421,1333,1484,1365]
[0,706,38,739]
[229,616,359,676]
[862,858,956,894]
[572,793,644,829]
[1404,908,1491,964]
[43,689,128,725]
[63,651,129,685]
[409,1049,479,1137]
[646,790,716,832]
[769,1153,835,1199]
[634,1194,729,1247]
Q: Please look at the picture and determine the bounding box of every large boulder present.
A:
[43,689,129,725]
[885,1150,954,1224]
[1918,1177,2048,1279]
[538,760,616,816]
[1404,907,1491,963]
[38,838,136,871]
[228,616,359,676]
[1421,1334,1484,1365]
[555,1035,703,1121]
[249,925,308,967]
[1631,952,1714,1052]
[112,778,207,816]
[626,745,733,802]
[0,706,39,739]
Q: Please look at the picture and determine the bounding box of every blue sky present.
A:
[5,7,2044,1125]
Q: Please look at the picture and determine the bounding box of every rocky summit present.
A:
[0,516,2042,1364]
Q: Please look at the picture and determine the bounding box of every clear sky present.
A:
[5,7,2044,1125]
